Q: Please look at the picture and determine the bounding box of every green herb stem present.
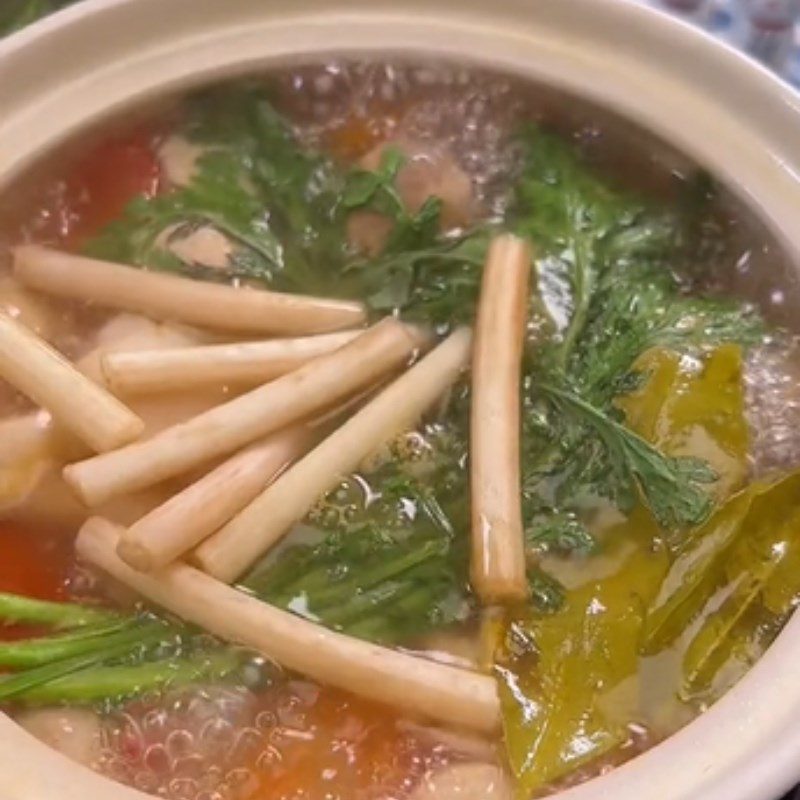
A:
[0,622,131,668]
[321,581,409,627]
[16,652,242,705]
[292,538,445,609]
[0,593,120,630]
[0,622,175,702]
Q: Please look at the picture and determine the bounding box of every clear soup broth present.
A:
[1,60,800,800]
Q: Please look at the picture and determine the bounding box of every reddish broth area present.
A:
[255,688,440,800]
[61,129,162,249]
[0,128,160,622]
[0,522,72,600]
[9,128,161,250]
[323,105,402,160]
[0,522,74,641]
[100,682,445,800]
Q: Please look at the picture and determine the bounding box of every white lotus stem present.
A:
[102,331,361,394]
[194,328,472,583]
[470,234,531,604]
[116,426,313,572]
[0,312,143,453]
[13,245,366,335]
[63,319,421,506]
[76,517,499,733]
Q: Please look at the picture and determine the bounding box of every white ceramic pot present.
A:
[2,1,800,799]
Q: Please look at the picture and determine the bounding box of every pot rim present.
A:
[2,2,800,800]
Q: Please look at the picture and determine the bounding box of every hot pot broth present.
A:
[0,59,799,800]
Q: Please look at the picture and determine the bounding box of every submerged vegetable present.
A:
[643,471,800,699]
[618,344,749,506]
[247,526,469,645]
[15,651,243,705]
[0,592,117,630]
[495,544,668,796]
[0,590,243,705]
[244,422,472,643]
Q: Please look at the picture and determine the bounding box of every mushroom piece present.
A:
[16,708,103,769]
[409,763,513,800]
[158,134,205,188]
[0,277,62,412]
[156,224,234,271]
[346,210,396,258]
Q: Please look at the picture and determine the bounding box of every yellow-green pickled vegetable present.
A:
[494,545,668,797]
[618,344,748,505]
[642,488,756,654]
[497,344,750,794]
[680,471,800,697]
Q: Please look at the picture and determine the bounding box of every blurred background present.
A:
[643,0,800,85]
[3,1,799,87]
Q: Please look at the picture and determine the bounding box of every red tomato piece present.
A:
[0,522,74,641]
[61,128,162,248]
[14,128,162,249]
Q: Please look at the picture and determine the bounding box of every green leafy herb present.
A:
[87,88,354,295]
[0,621,130,668]
[243,424,473,643]
[514,128,761,542]
[541,383,717,530]
[0,620,174,702]
[344,230,489,323]
[339,144,489,322]
[341,146,407,214]
[525,513,597,556]
[0,601,246,706]
[513,126,673,372]
[246,526,469,644]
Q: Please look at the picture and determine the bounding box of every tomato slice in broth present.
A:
[0,522,74,641]
[4,127,162,250]
[59,128,162,249]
